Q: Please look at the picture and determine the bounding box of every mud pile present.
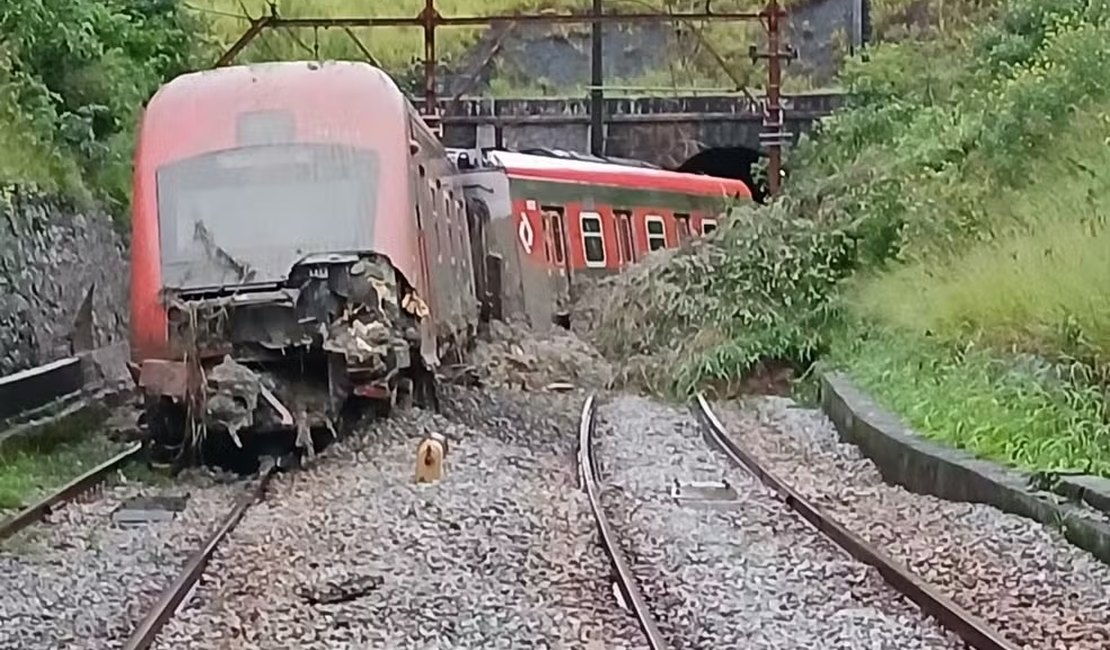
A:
[466,319,613,392]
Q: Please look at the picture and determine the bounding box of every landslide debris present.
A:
[464,319,612,392]
[571,201,852,395]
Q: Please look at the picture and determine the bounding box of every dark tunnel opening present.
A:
[675,146,772,204]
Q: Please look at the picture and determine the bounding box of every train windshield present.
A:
[156,143,379,290]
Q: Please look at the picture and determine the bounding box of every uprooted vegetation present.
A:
[575,0,1110,475]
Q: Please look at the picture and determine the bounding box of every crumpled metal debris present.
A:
[204,356,261,448]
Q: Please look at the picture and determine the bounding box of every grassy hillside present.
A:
[582,0,1110,476]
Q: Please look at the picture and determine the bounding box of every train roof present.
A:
[482,150,751,198]
[146,61,405,118]
[139,61,414,168]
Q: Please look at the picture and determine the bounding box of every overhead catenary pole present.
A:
[766,0,783,196]
[420,0,440,130]
[750,0,795,198]
[590,0,604,157]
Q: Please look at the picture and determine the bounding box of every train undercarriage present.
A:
[132,252,437,474]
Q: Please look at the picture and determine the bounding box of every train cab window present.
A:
[645,216,667,251]
[580,211,606,267]
[675,213,691,243]
[543,206,567,265]
[615,210,634,263]
[702,218,718,235]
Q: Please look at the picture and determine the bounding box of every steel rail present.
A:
[693,394,1021,650]
[121,469,276,650]
[577,395,671,650]
[0,443,142,542]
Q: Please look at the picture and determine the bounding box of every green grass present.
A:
[828,326,1110,476]
[850,106,1110,364]
[0,407,127,511]
[830,105,1110,476]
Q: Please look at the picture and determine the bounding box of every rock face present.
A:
[0,187,129,377]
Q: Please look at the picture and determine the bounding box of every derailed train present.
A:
[128,61,750,470]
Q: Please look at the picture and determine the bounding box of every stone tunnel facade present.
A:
[429,92,843,168]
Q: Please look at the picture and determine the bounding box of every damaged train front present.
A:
[129,114,429,472]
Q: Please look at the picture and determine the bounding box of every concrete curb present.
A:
[0,342,134,446]
[0,358,83,421]
[819,372,1110,565]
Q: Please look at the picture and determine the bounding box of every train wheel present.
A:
[411,361,439,412]
[142,397,188,466]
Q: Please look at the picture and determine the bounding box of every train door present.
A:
[675,213,691,246]
[465,196,491,321]
[615,209,635,266]
[541,205,572,314]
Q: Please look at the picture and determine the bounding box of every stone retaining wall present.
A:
[0,187,129,377]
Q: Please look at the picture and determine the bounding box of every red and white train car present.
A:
[494,149,749,274]
[454,148,751,324]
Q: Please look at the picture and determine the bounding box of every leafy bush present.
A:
[0,0,211,209]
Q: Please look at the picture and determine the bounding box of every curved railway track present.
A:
[0,443,142,542]
[691,393,1019,650]
[577,394,670,650]
[1,391,1030,649]
[583,392,1024,650]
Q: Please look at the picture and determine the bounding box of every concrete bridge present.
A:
[422,91,843,174]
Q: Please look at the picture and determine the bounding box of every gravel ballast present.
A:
[715,396,1110,650]
[0,474,242,650]
[152,387,646,650]
[594,395,964,649]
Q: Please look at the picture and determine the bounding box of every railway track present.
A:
[691,394,1018,650]
[139,387,649,649]
[586,393,1024,649]
[0,443,142,542]
[0,453,250,649]
[121,469,275,650]
[8,388,1090,649]
[577,394,668,649]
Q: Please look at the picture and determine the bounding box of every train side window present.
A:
[645,215,666,251]
[614,210,634,263]
[675,213,691,243]
[543,206,566,265]
[580,211,606,267]
[702,218,718,235]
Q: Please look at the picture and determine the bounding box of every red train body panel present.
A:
[132,61,425,364]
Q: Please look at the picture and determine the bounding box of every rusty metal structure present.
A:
[215,0,796,196]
